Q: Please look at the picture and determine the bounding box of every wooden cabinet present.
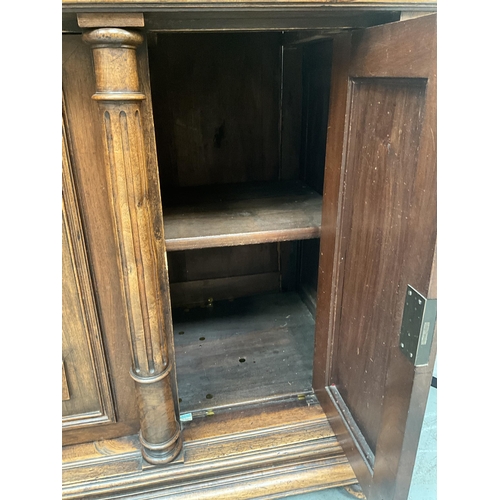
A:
[62,4,436,499]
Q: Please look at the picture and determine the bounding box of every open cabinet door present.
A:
[314,14,436,500]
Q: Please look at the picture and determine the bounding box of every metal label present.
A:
[399,285,437,366]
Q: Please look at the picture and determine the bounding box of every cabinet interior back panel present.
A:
[149,32,281,189]
[167,244,281,309]
[168,244,279,283]
[172,292,315,413]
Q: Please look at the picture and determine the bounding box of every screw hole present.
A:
[206,394,213,399]
[199,337,205,341]
[178,331,184,335]
[239,357,246,363]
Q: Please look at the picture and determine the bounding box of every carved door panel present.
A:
[63,35,142,446]
[314,14,437,500]
[62,119,116,429]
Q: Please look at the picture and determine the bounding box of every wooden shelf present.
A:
[173,291,315,414]
[163,181,322,251]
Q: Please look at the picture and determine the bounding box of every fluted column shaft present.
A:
[83,28,181,464]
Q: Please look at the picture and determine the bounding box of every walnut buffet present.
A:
[62,3,437,499]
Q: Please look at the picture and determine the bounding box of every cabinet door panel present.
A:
[314,14,436,500]
[62,120,116,429]
[62,34,141,445]
[336,77,428,454]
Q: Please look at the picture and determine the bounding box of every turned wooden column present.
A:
[83,27,182,464]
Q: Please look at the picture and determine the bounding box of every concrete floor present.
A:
[283,386,437,500]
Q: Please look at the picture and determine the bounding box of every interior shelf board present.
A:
[173,291,315,414]
[163,181,322,251]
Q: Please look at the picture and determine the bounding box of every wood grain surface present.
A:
[83,27,182,464]
[61,7,436,499]
[335,77,427,453]
[172,292,315,413]
[312,15,437,500]
[149,32,281,189]
[63,35,141,445]
[77,12,144,27]
[62,110,116,429]
[163,181,322,250]
[63,397,356,499]
[167,244,279,283]
[167,243,281,308]
[170,273,281,309]
[63,0,435,5]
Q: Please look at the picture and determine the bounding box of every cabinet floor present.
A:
[172,291,315,414]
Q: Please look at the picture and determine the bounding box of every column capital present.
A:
[83,28,143,49]
[83,27,145,101]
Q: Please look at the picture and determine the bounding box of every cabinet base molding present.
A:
[63,398,356,499]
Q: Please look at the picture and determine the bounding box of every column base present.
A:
[139,426,183,465]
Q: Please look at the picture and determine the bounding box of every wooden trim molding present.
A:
[77,12,145,27]
[82,27,182,464]
[62,1,436,9]
[63,398,357,499]
[62,361,71,402]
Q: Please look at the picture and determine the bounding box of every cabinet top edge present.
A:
[62,1,437,13]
